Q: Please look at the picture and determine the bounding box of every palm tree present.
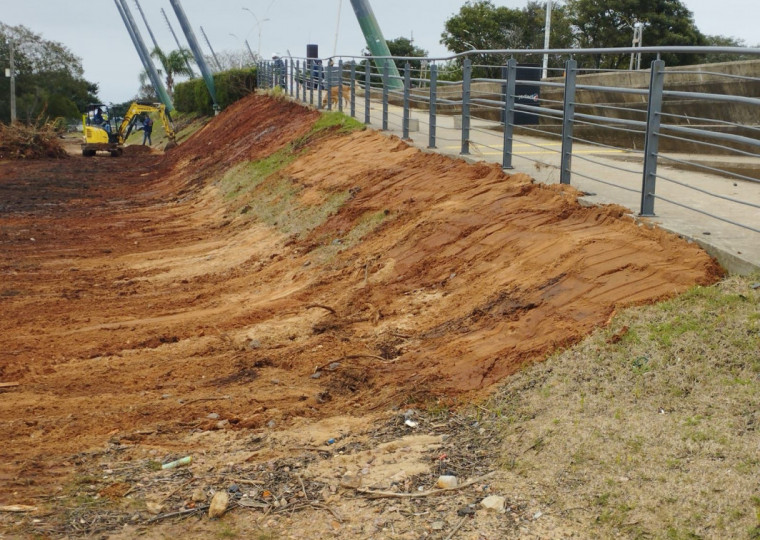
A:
[150,47,195,96]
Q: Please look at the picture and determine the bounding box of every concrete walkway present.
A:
[347,99,760,274]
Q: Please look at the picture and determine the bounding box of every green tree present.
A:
[701,35,756,64]
[565,0,706,68]
[440,0,573,78]
[386,36,429,74]
[0,23,98,123]
[150,47,195,96]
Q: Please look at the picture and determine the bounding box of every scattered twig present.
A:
[297,475,308,500]
[0,382,20,389]
[146,504,209,523]
[310,502,343,523]
[355,471,496,499]
[0,505,37,513]
[305,304,337,315]
[313,354,397,374]
[444,515,468,540]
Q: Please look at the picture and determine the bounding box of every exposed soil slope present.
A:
[0,93,721,511]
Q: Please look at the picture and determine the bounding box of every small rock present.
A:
[404,419,418,428]
[480,495,506,512]
[457,505,476,516]
[311,371,322,379]
[208,491,229,518]
[215,420,229,430]
[751,283,760,290]
[270,379,280,385]
[145,501,163,515]
[340,473,362,489]
[207,413,220,420]
[435,475,458,489]
[533,511,543,520]
[247,339,262,350]
[191,488,206,502]
[431,521,446,531]
[267,420,276,428]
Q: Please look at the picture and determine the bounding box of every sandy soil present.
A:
[0,94,722,537]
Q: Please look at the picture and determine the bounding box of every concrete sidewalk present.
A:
[353,101,760,275]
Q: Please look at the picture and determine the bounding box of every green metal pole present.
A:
[349,0,402,90]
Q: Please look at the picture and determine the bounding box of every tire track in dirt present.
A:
[0,93,721,505]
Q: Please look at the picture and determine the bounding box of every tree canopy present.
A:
[440,1,573,77]
[386,37,429,73]
[150,47,195,96]
[566,0,706,67]
[440,0,722,72]
[0,23,98,124]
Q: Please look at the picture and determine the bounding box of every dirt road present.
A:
[0,94,721,536]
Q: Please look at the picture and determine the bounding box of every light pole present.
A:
[542,0,552,79]
[630,22,644,70]
[242,7,269,58]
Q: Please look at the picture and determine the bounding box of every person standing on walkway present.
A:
[141,114,153,146]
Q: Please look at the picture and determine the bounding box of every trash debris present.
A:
[404,419,418,428]
[208,491,229,518]
[161,456,192,470]
[435,475,458,489]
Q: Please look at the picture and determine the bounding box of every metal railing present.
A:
[256,46,760,249]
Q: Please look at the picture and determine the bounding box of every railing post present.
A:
[502,59,516,169]
[296,60,302,102]
[429,63,438,149]
[364,60,371,124]
[309,61,314,105]
[288,59,293,97]
[317,62,323,109]
[338,60,344,112]
[403,62,411,139]
[640,59,665,216]
[461,57,472,155]
[382,61,389,131]
[560,58,577,185]
[256,61,261,88]
[350,62,356,117]
[326,62,333,110]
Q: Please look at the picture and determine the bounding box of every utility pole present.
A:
[542,0,552,79]
[244,40,256,63]
[168,0,218,111]
[200,26,222,71]
[161,8,195,77]
[8,39,16,123]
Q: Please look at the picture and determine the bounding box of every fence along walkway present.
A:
[259,46,760,274]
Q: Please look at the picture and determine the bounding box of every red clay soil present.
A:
[0,94,722,508]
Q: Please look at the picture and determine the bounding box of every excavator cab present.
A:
[82,104,119,152]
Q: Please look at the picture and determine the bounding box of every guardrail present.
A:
[256,46,760,249]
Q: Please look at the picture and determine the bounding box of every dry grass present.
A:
[480,274,760,539]
[0,119,68,160]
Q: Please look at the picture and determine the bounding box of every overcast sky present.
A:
[2,0,758,103]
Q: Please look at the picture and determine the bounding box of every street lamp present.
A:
[242,7,270,57]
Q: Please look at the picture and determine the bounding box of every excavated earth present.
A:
[0,94,722,537]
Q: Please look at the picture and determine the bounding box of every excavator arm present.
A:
[118,102,176,145]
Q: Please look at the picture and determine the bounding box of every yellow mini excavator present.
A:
[81,101,176,157]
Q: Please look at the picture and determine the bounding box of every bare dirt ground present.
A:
[0,94,722,538]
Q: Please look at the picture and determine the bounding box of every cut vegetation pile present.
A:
[0,92,743,539]
[0,120,67,160]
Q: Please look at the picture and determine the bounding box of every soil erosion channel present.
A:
[0,94,721,508]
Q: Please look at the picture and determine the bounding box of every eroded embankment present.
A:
[0,93,721,502]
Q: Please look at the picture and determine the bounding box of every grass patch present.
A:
[214,111,367,239]
[474,273,760,539]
